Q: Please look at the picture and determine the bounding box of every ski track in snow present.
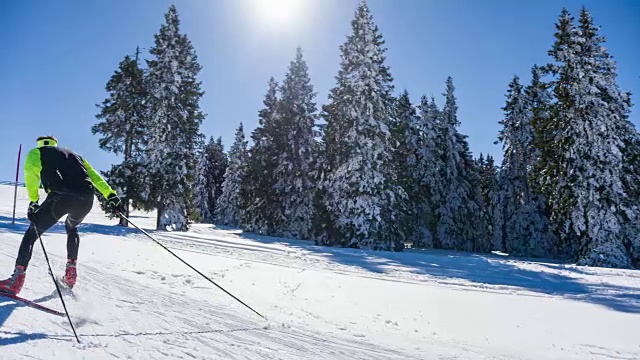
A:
[155,229,640,305]
[0,185,639,359]
[0,245,425,360]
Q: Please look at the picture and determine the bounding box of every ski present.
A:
[54,277,78,300]
[0,291,66,317]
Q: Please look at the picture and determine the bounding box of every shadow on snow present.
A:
[2,215,638,314]
[0,214,142,239]
[231,227,640,314]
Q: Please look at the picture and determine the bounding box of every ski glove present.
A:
[106,193,123,215]
[27,201,39,221]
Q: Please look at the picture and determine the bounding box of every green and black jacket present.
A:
[24,140,116,203]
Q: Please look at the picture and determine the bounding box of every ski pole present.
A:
[118,213,266,320]
[32,220,80,343]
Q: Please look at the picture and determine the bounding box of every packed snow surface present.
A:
[0,184,638,359]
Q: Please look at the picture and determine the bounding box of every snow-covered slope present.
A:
[0,184,638,359]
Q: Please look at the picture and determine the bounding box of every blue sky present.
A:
[1,0,638,182]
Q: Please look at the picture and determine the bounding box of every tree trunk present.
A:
[118,201,130,227]
[156,202,164,230]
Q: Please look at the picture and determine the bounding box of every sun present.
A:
[248,0,304,30]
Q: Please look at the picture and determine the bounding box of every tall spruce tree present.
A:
[414,95,443,247]
[494,76,554,257]
[241,78,282,234]
[536,8,581,257]
[392,90,424,246]
[528,65,554,199]
[216,123,249,227]
[194,147,211,222]
[321,1,406,251]
[309,135,333,242]
[93,52,148,226]
[209,137,228,219]
[576,8,639,267]
[476,154,498,247]
[194,137,228,222]
[144,5,205,231]
[274,47,318,239]
[461,133,490,252]
[432,77,486,251]
[540,8,638,267]
[527,65,554,169]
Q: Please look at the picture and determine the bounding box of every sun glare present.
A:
[249,0,304,30]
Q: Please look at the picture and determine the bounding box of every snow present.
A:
[0,184,639,359]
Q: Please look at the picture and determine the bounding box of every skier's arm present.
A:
[83,159,117,198]
[24,149,42,203]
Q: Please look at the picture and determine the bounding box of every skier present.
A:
[0,136,123,295]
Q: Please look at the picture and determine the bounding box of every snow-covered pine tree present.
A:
[535,8,582,257]
[619,93,640,206]
[541,8,638,267]
[274,47,318,239]
[528,65,554,196]
[575,7,639,267]
[524,65,556,257]
[194,147,211,222]
[93,52,148,226]
[476,154,498,248]
[431,85,459,250]
[494,76,554,257]
[321,1,406,251]
[392,90,424,246]
[460,133,490,252]
[579,11,640,268]
[621,123,640,267]
[194,137,228,223]
[309,136,334,242]
[216,123,249,227]
[209,137,228,220]
[432,77,486,251]
[414,95,443,247]
[144,5,205,231]
[241,78,282,234]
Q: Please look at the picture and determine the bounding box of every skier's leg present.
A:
[65,223,80,261]
[62,196,93,288]
[64,196,93,261]
[15,192,67,269]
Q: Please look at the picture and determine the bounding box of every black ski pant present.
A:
[16,192,93,269]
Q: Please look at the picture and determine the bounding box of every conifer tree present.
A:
[432,77,486,251]
[414,95,442,247]
[241,78,282,234]
[494,76,554,257]
[392,91,427,246]
[391,90,424,244]
[309,138,334,242]
[462,136,490,252]
[194,137,228,222]
[209,137,228,217]
[540,8,637,267]
[274,47,318,239]
[144,5,205,231]
[527,65,553,169]
[194,148,211,222]
[216,123,249,227]
[93,52,148,226]
[321,1,406,251]
[476,154,498,247]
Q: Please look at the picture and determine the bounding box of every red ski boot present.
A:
[0,266,26,295]
[61,260,76,288]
